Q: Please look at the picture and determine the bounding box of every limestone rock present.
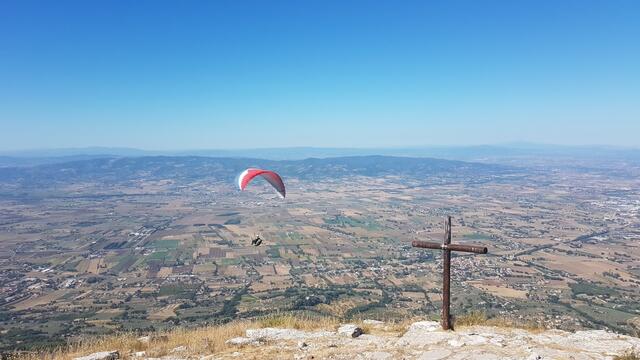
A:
[214,321,640,359]
[73,351,119,360]
[397,321,451,347]
[447,338,465,348]
[338,324,364,338]
[418,349,452,360]
[245,327,334,341]
[407,321,441,332]
[226,337,261,346]
[363,351,393,359]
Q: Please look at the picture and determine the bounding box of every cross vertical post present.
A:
[442,216,452,330]
[411,216,488,330]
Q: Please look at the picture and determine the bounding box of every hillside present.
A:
[32,317,640,360]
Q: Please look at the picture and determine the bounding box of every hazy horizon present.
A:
[2,142,640,154]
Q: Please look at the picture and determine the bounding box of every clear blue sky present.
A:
[1,0,639,150]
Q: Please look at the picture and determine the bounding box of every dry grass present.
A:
[11,314,341,360]
[383,316,427,334]
[315,299,358,317]
[12,312,552,359]
[16,320,253,360]
[454,311,545,332]
[256,312,339,331]
[615,349,640,360]
[454,310,488,327]
[257,314,375,337]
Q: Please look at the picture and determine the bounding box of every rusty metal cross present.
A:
[412,216,488,330]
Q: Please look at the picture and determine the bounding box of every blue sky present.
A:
[1,0,639,150]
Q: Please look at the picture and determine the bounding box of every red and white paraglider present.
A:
[236,168,285,246]
[237,168,286,198]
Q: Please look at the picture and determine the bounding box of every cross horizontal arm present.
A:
[412,240,488,254]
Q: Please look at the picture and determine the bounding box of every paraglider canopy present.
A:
[237,168,286,198]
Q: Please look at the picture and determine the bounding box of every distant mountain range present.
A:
[1,144,639,168]
[0,155,512,188]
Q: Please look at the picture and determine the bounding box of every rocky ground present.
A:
[75,321,640,360]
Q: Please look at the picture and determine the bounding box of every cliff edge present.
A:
[66,320,640,360]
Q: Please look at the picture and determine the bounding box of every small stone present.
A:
[338,324,364,338]
[73,351,119,360]
[171,345,186,353]
[133,351,145,357]
[298,341,308,349]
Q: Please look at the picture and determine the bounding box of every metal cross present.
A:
[412,216,488,330]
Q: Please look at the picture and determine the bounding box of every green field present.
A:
[147,239,179,249]
[463,232,492,240]
[158,283,199,298]
[216,258,242,266]
[570,281,618,297]
[324,215,381,230]
[111,253,137,273]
